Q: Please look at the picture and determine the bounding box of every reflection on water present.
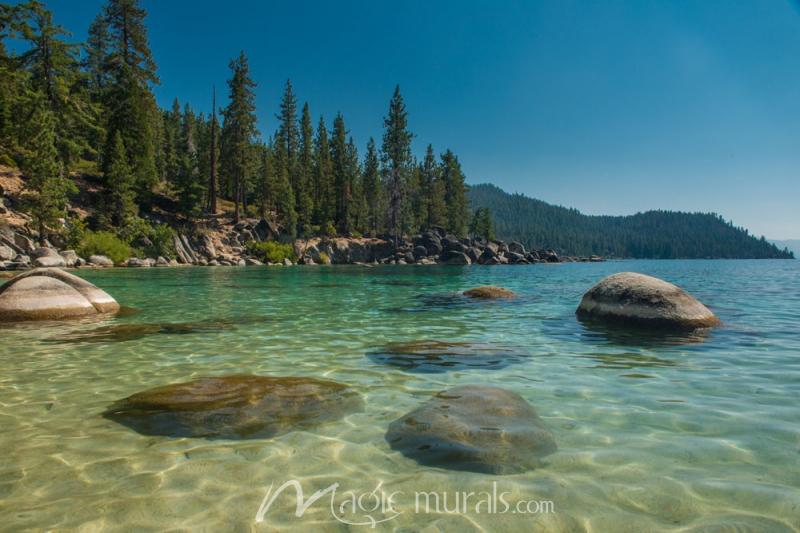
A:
[1,261,798,531]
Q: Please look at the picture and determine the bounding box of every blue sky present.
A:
[32,1,800,238]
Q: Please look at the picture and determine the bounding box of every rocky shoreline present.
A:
[0,220,604,271]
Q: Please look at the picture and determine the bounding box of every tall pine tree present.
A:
[219,51,257,223]
[380,85,412,242]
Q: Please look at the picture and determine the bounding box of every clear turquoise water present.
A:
[1,260,798,532]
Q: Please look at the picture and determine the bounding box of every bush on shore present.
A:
[77,231,131,264]
[246,241,297,264]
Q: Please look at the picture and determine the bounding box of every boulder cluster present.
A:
[0,263,722,475]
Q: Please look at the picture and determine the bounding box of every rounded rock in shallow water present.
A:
[103,375,362,439]
[462,285,516,299]
[385,385,556,474]
[576,272,720,330]
[0,267,119,321]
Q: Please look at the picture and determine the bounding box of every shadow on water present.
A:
[576,315,712,348]
[368,340,531,373]
[48,316,268,344]
[584,351,681,369]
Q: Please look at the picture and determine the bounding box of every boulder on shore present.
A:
[385,385,556,474]
[103,375,363,439]
[576,272,720,329]
[462,285,516,299]
[0,267,119,321]
[88,255,114,267]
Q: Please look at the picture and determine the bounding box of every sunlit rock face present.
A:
[386,385,556,474]
[0,267,119,321]
[103,375,363,439]
[576,272,720,330]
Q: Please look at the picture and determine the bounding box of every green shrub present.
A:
[246,241,297,264]
[317,251,330,264]
[323,222,336,237]
[147,224,176,259]
[64,217,88,249]
[77,231,131,264]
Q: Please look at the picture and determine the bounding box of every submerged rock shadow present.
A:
[368,340,530,373]
[48,315,268,344]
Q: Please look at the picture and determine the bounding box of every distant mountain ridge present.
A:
[467,183,794,259]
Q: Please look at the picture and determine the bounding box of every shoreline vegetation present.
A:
[0,1,793,270]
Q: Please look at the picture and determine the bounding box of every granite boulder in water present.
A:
[103,375,362,439]
[0,267,119,321]
[386,385,556,474]
[576,272,720,329]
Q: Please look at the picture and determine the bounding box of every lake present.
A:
[1,260,798,531]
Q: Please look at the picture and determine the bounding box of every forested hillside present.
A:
[0,0,470,252]
[468,184,794,259]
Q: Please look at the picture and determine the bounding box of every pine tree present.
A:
[83,13,109,98]
[23,99,75,244]
[296,102,314,235]
[346,137,365,234]
[312,115,333,232]
[419,144,445,229]
[380,85,413,243]
[16,1,101,169]
[469,207,494,241]
[207,86,218,213]
[330,113,351,233]
[361,137,382,236]
[100,0,159,204]
[276,79,298,194]
[220,51,257,223]
[175,103,203,218]
[104,130,136,227]
[441,149,469,236]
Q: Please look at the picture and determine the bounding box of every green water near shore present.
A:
[1,260,799,531]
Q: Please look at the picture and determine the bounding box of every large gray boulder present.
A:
[576,272,720,329]
[0,268,120,320]
[386,385,556,474]
[32,247,66,268]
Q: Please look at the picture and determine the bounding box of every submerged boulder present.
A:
[576,272,720,329]
[369,340,529,372]
[0,268,119,321]
[386,385,556,474]
[462,285,516,299]
[103,375,362,439]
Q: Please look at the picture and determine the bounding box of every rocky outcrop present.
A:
[576,272,720,329]
[103,375,363,439]
[385,385,556,474]
[0,267,119,320]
